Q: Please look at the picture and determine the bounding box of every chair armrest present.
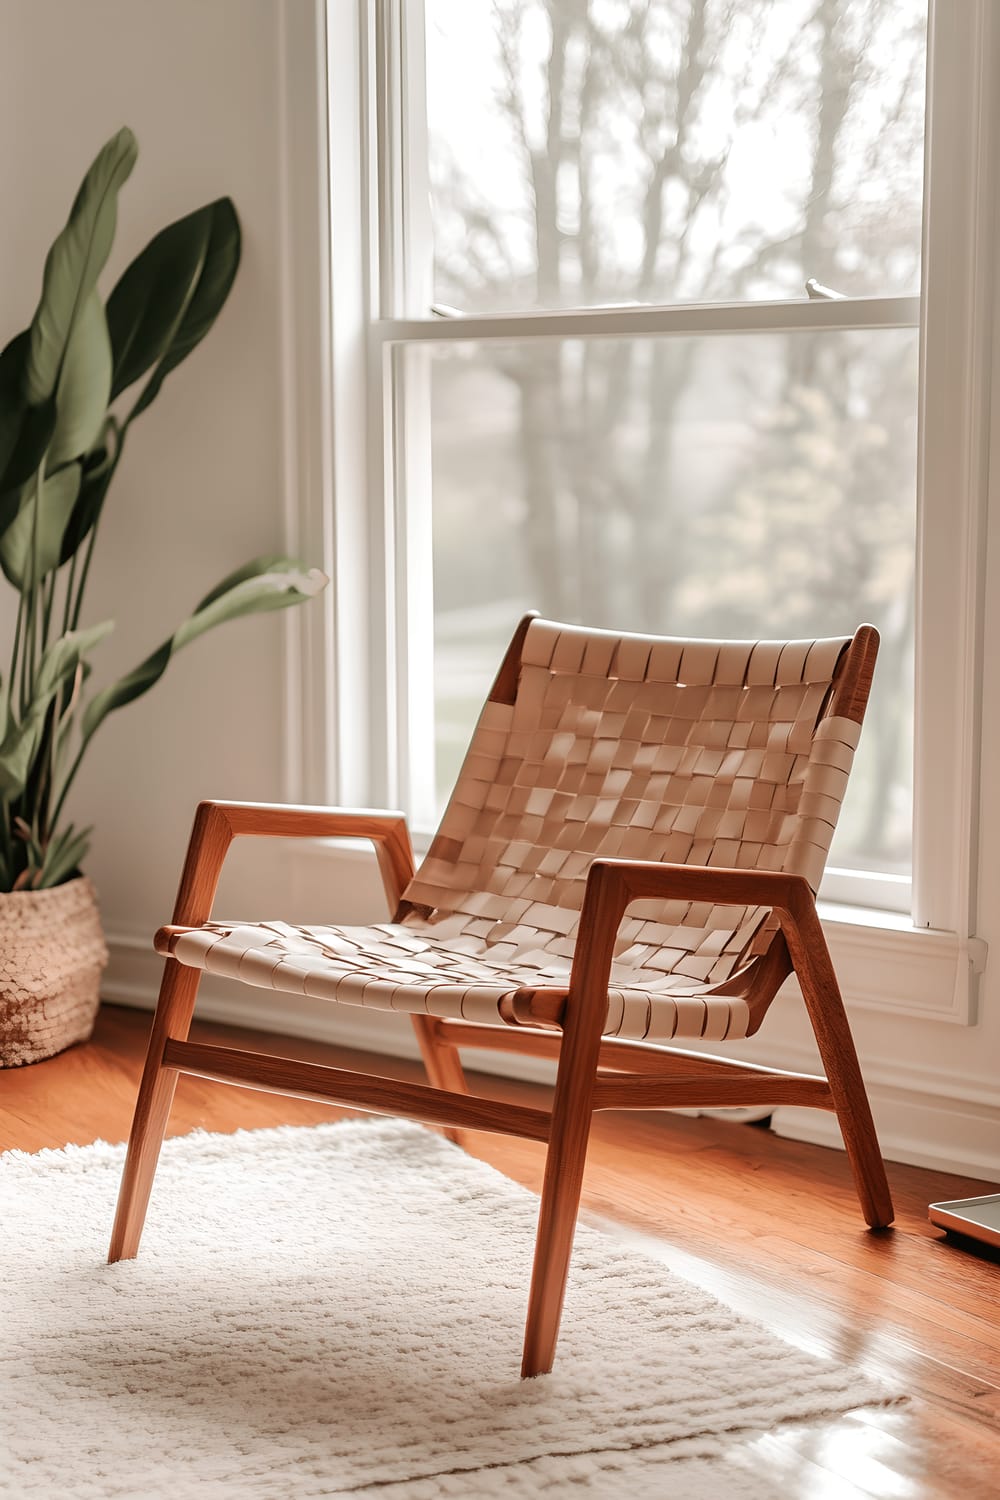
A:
[566,859,816,1032]
[167,800,415,930]
[580,859,814,923]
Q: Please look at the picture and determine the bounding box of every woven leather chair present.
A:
[110,614,892,1377]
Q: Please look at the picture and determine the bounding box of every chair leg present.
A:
[411,1015,469,1147]
[108,960,202,1263]
[521,1030,601,1378]
[790,915,894,1229]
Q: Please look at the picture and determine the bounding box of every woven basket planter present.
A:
[0,877,108,1067]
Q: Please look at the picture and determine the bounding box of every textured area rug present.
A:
[2,1118,895,1498]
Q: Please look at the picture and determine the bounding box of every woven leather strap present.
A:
[174,618,867,1043]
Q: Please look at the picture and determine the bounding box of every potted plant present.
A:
[0,127,325,1065]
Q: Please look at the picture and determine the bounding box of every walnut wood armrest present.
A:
[162,800,415,934]
[566,860,818,1035]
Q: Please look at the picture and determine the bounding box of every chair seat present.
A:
[172,917,753,1043]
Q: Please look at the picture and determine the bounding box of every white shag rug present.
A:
[1,1118,897,1499]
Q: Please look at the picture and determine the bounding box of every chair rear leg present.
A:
[789,915,894,1229]
[411,1015,469,1147]
[108,960,202,1263]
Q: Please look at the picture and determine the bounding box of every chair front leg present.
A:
[109,801,235,1263]
[521,863,625,1377]
[108,960,202,1261]
[521,1025,602,1377]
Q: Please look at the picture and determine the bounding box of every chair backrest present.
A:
[399,615,877,1020]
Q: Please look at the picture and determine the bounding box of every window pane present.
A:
[420,330,916,881]
[425,0,927,312]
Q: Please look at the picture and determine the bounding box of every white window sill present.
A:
[813,902,985,1024]
[817,899,915,930]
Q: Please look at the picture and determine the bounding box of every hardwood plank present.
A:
[738,1426,890,1499]
[587,1214,1000,1429]
[754,1404,1000,1500]
[846,1405,1000,1500]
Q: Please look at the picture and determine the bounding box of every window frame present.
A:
[309,0,997,1021]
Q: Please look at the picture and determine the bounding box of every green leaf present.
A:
[35,620,115,698]
[123,198,240,421]
[79,559,325,743]
[58,442,115,565]
[38,823,92,889]
[79,639,171,744]
[0,464,82,588]
[0,480,27,540]
[174,564,327,648]
[0,621,113,798]
[0,332,57,492]
[48,292,112,466]
[0,331,29,477]
[193,553,305,611]
[25,127,137,407]
[106,201,214,398]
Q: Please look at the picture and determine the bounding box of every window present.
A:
[313,0,993,985]
[373,0,928,913]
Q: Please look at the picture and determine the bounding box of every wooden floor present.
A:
[4,1002,999,1498]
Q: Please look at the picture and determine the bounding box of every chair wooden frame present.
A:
[109,621,892,1378]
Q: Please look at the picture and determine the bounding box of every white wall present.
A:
[3,1,998,1184]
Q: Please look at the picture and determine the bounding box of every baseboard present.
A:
[771,1103,1000,1180]
[104,935,1000,1183]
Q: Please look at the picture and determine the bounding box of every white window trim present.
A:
[280,0,997,1026]
[912,0,996,940]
